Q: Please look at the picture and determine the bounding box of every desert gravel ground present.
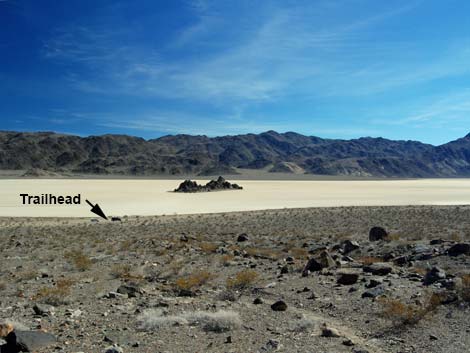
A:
[1,206,470,353]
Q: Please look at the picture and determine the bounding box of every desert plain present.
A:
[0,179,470,353]
[2,179,470,217]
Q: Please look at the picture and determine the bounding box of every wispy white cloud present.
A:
[370,90,470,128]
[43,0,428,103]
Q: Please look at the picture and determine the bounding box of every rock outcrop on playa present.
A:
[3,130,470,177]
[174,176,243,193]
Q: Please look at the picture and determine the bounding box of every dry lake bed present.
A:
[1,178,470,217]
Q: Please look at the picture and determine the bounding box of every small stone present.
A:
[253,298,263,305]
[271,300,287,312]
[237,233,249,242]
[104,345,124,353]
[225,336,232,344]
[321,323,341,337]
[33,304,55,317]
[342,338,355,346]
[361,286,385,298]
[117,284,142,298]
[365,278,383,288]
[280,265,289,275]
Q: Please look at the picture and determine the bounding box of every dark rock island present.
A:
[174,176,243,193]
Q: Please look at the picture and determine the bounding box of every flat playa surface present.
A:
[1,178,470,217]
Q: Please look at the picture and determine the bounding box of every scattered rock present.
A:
[447,243,470,256]
[237,233,249,242]
[104,345,124,353]
[363,263,393,276]
[302,251,335,276]
[361,286,385,298]
[423,266,446,285]
[117,284,142,298]
[342,240,360,254]
[365,278,383,288]
[337,272,360,285]
[33,304,55,317]
[3,330,56,352]
[369,227,388,241]
[271,300,287,312]
[320,323,342,337]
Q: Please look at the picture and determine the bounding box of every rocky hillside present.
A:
[1,130,470,177]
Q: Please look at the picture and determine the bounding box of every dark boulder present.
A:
[302,251,335,276]
[423,267,446,285]
[2,330,56,353]
[369,227,388,241]
[271,300,288,311]
[337,272,359,285]
[237,233,249,242]
[447,243,470,256]
[363,263,393,276]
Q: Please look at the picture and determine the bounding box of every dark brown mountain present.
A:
[1,130,470,177]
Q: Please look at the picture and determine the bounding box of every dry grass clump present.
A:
[459,274,470,302]
[289,247,309,260]
[34,278,74,305]
[357,256,383,265]
[378,292,443,325]
[410,266,428,276]
[111,264,143,281]
[199,242,218,254]
[220,254,234,265]
[65,250,92,271]
[15,270,38,283]
[137,309,241,333]
[227,269,258,290]
[174,271,214,292]
[0,282,6,291]
[245,247,281,260]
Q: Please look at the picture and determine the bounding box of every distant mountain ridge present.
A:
[1,130,470,177]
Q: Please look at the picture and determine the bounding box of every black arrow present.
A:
[86,199,108,220]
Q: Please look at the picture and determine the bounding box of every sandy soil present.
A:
[0,206,469,353]
[1,179,470,217]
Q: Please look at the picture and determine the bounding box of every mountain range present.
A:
[1,130,470,177]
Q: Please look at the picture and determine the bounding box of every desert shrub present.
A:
[111,264,143,281]
[245,247,281,260]
[220,254,234,265]
[199,242,218,253]
[388,233,401,241]
[174,271,214,291]
[0,282,6,291]
[410,267,428,276]
[289,247,309,259]
[65,250,92,271]
[459,274,470,302]
[34,279,74,305]
[15,270,38,283]
[378,292,443,325]
[136,309,241,333]
[227,269,258,290]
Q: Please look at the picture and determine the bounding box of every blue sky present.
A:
[1,0,470,145]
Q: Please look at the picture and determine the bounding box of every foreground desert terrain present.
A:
[3,179,470,217]
[1,206,469,352]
